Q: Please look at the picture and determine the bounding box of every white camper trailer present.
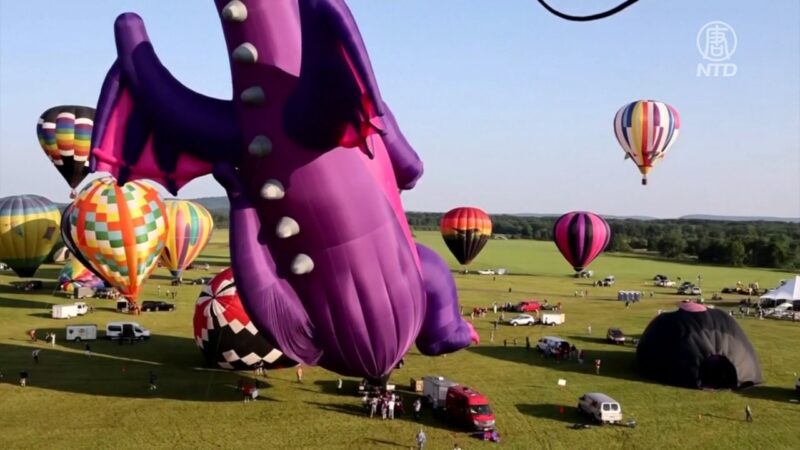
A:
[52,304,80,319]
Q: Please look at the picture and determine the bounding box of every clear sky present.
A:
[1,0,798,218]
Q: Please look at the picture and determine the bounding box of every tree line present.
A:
[407,212,800,270]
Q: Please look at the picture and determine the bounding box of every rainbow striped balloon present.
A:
[613,100,680,185]
[553,211,611,272]
[160,200,214,278]
[0,195,61,277]
[36,106,95,191]
[68,177,167,304]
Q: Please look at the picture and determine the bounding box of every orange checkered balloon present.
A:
[67,177,168,304]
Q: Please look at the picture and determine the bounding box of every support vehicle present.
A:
[105,322,150,341]
[52,304,80,319]
[422,376,496,431]
[540,312,565,326]
[578,393,623,424]
[66,324,98,341]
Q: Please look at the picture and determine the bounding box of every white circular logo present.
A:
[697,21,737,62]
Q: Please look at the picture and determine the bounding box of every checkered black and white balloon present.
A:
[193,268,295,370]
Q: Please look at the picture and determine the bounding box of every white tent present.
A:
[760,276,800,302]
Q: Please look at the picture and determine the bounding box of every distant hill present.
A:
[182,197,798,223]
[679,214,799,223]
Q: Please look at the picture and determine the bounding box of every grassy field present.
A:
[1,230,798,449]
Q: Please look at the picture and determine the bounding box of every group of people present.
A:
[362,389,404,420]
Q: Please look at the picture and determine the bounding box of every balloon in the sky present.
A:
[36,106,95,194]
[67,177,167,304]
[0,195,61,277]
[57,258,106,293]
[194,268,296,370]
[553,211,611,272]
[613,100,681,185]
[440,207,492,265]
[160,200,214,279]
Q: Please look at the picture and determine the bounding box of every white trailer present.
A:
[422,375,459,408]
[52,304,80,319]
[541,312,566,326]
[65,324,98,341]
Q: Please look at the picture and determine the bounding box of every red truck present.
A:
[423,376,496,431]
[446,385,496,431]
[515,300,541,312]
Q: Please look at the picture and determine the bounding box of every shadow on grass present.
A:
[362,438,407,448]
[516,403,585,424]
[738,385,798,402]
[306,401,367,418]
[467,346,652,384]
[0,335,272,402]
[0,296,54,310]
[313,379,361,395]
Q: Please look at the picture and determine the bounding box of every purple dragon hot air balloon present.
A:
[85,0,477,382]
[553,211,611,272]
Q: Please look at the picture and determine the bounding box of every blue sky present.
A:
[1,0,798,218]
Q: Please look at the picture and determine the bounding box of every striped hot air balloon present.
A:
[67,177,167,304]
[0,195,61,277]
[440,207,492,266]
[553,211,611,272]
[36,106,95,195]
[160,199,214,279]
[613,100,681,185]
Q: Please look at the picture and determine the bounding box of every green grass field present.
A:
[1,230,798,449]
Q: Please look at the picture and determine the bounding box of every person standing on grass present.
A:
[388,395,396,420]
[416,429,426,450]
[148,371,157,390]
[85,343,92,357]
[32,349,40,364]
[337,378,343,392]
[370,396,378,418]
[296,365,303,383]
[19,370,28,387]
[745,404,753,422]
[413,398,422,421]
[587,323,592,335]
[594,359,602,375]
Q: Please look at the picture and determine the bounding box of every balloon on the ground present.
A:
[440,207,492,265]
[613,100,680,185]
[194,268,296,370]
[58,258,106,292]
[67,177,167,304]
[553,211,610,272]
[636,302,763,390]
[36,106,95,193]
[160,200,214,279]
[0,195,61,277]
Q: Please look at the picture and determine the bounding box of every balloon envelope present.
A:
[440,207,492,265]
[160,200,214,278]
[58,258,106,291]
[194,268,296,370]
[0,195,61,277]
[553,211,611,272]
[36,105,95,191]
[613,100,680,185]
[67,177,167,303]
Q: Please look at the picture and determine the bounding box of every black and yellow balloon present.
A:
[0,195,61,277]
[440,207,492,266]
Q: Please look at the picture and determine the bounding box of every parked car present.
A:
[193,277,212,285]
[105,322,150,341]
[536,336,569,353]
[607,328,626,344]
[600,276,615,287]
[655,279,676,287]
[678,284,702,295]
[577,393,623,424]
[515,301,541,313]
[575,269,594,278]
[653,274,668,281]
[140,300,176,312]
[508,314,536,326]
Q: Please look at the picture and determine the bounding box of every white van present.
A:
[577,393,623,424]
[66,324,97,341]
[536,336,568,353]
[540,312,565,326]
[52,304,80,319]
[105,322,150,341]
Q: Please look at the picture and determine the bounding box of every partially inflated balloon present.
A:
[614,100,680,185]
[160,200,214,278]
[58,258,106,292]
[440,207,492,265]
[194,268,296,370]
[0,195,61,277]
[37,106,95,193]
[67,177,167,304]
[553,211,611,272]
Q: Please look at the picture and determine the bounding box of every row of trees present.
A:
[407,212,800,270]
